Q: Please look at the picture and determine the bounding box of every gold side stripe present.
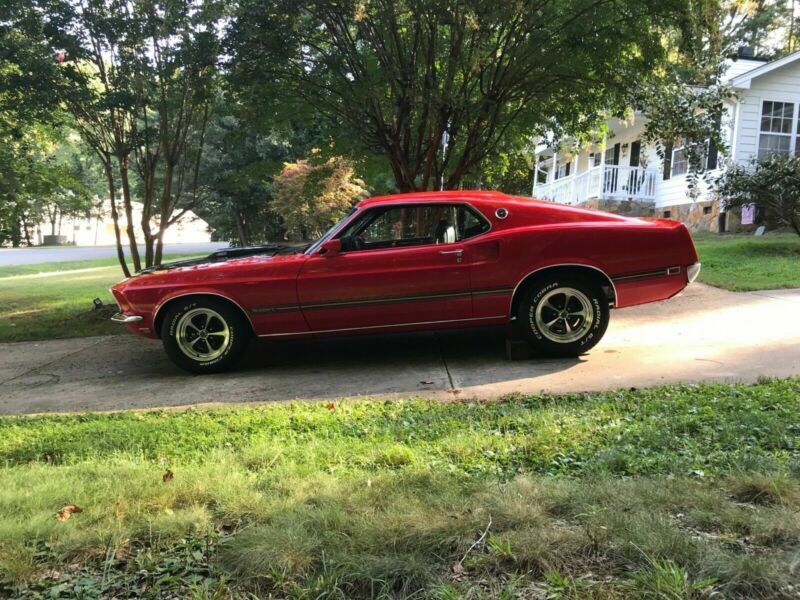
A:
[612,266,682,283]
[251,288,513,314]
[258,315,508,338]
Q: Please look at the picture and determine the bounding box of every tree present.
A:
[717,154,800,235]
[192,111,290,246]
[271,155,368,240]
[229,0,712,192]
[127,0,222,266]
[3,0,224,273]
[715,0,790,58]
[0,122,94,247]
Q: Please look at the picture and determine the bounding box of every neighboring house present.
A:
[35,199,211,246]
[532,47,800,231]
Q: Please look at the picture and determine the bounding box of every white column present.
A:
[550,150,557,183]
[532,153,539,196]
[598,137,606,198]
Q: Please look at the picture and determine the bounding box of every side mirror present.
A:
[319,238,342,256]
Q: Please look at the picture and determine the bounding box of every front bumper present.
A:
[111,313,143,324]
[686,262,702,284]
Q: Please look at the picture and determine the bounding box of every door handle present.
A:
[439,249,463,263]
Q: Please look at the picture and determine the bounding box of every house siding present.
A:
[734,65,800,165]
[734,95,762,164]
[534,53,800,231]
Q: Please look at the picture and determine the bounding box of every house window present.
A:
[663,210,672,219]
[556,162,570,179]
[703,206,712,215]
[671,140,714,176]
[671,144,689,177]
[758,101,795,158]
[604,147,616,166]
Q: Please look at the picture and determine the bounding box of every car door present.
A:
[296,203,472,332]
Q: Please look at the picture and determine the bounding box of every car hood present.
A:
[114,245,307,291]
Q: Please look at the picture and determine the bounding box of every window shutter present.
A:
[565,162,571,176]
[613,143,620,165]
[706,142,718,170]
[629,141,641,167]
[663,142,673,180]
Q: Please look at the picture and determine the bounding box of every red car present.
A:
[111,191,701,373]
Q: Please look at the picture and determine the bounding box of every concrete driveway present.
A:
[1,283,799,415]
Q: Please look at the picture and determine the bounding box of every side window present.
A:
[338,204,460,251]
[457,205,490,240]
[337,203,490,251]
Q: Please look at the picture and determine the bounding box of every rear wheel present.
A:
[161,298,250,373]
[517,276,609,357]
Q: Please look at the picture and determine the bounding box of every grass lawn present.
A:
[693,232,800,291]
[0,255,201,343]
[1,379,799,598]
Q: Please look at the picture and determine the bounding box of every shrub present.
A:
[717,154,800,235]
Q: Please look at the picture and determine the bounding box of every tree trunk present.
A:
[118,155,142,272]
[19,213,31,247]
[154,161,176,266]
[234,210,249,247]
[142,228,155,268]
[102,159,131,278]
[154,230,165,266]
[10,220,21,248]
[138,168,157,268]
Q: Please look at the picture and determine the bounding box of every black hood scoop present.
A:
[139,243,303,273]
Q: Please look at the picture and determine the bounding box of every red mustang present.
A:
[111,191,701,373]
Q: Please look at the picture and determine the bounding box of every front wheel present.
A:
[161,298,250,374]
[517,276,610,357]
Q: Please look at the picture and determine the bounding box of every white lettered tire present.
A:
[517,276,609,357]
[161,297,250,374]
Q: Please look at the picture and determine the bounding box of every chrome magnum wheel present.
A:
[518,276,610,357]
[161,297,250,374]
[534,287,594,344]
[175,308,231,362]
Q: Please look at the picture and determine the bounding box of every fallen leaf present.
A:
[420,380,434,385]
[55,504,82,521]
[325,402,336,411]
[451,562,465,575]
[162,469,174,483]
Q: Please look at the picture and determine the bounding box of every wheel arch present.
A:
[509,264,617,317]
[153,292,255,338]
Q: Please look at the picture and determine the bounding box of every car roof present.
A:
[357,190,638,226]
[358,190,515,209]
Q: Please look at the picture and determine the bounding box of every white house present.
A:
[532,48,800,231]
[35,199,212,246]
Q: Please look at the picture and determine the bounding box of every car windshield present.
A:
[304,207,358,255]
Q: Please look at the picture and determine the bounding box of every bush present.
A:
[717,154,800,235]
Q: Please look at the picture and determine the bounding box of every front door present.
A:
[297,203,473,332]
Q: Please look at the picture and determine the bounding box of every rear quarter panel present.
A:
[469,216,697,313]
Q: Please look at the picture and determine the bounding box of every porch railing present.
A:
[535,165,657,205]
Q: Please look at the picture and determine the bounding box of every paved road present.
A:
[1,284,799,415]
[0,243,229,266]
